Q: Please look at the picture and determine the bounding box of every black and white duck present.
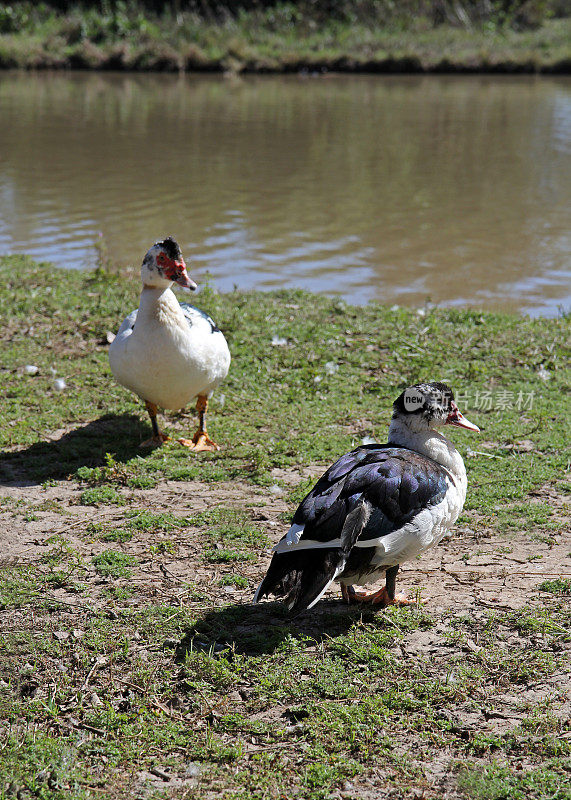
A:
[254,381,479,614]
[109,237,231,450]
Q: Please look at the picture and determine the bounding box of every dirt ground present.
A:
[1,471,569,615]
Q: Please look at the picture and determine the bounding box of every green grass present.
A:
[0,255,569,799]
[1,255,569,520]
[0,3,569,73]
[76,452,157,490]
[92,550,136,579]
[192,507,269,549]
[458,761,571,799]
[219,575,248,588]
[79,485,125,507]
[539,578,571,595]
[90,525,133,543]
[124,509,187,532]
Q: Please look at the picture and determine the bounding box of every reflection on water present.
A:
[0,72,570,316]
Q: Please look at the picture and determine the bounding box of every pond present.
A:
[0,72,569,316]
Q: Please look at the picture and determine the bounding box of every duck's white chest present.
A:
[109,291,230,409]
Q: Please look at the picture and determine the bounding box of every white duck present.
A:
[109,237,231,450]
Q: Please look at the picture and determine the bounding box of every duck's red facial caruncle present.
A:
[156,251,197,290]
[445,401,480,432]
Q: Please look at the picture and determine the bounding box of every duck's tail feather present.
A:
[253,501,371,614]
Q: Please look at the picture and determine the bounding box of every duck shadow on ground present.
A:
[176,599,381,659]
[0,414,150,485]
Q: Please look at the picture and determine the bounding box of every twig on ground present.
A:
[149,766,171,781]
[380,612,403,634]
[50,518,90,535]
[45,596,94,613]
[59,717,106,736]
[81,656,108,691]
[475,598,516,611]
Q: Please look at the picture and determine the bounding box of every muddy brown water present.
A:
[0,72,569,316]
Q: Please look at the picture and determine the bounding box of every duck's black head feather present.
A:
[393,381,454,422]
[157,236,182,261]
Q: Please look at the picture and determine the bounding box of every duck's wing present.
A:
[179,303,221,334]
[254,445,449,614]
[114,309,138,338]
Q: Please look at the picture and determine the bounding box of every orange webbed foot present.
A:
[393,591,416,606]
[179,432,220,452]
[140,433,170,448]
[341,584,415,607]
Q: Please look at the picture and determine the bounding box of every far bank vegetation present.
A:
[0,1,569,72]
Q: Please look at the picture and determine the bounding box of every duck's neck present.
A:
[136,284,184,329]
[388,417,466,489]
[138,284,182,324]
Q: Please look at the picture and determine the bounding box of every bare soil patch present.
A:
[1,473,569,613]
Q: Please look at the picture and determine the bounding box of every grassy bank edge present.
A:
[0,16,570,73]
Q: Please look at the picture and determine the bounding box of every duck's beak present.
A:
[167,258,197,291]
[446,403,480,432]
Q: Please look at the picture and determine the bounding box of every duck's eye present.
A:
[157,253,166,265]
